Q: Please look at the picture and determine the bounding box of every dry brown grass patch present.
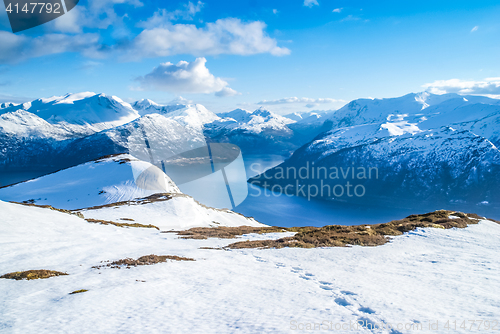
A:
[70,289,88,295]
[226,210,482,249]
[12,202,84,219]
[85,218,159,230]
[174,225,286,239]
[0,270,68,280]
[92,254,195,269]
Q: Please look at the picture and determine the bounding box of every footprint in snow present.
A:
[358,307,376,314]
[319,285,334,291]
[334,298,351,306]
[340,290,357,296]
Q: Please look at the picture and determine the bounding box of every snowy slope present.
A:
[0,110,74,140]
[0,154,180,209]
[1,200,499,333]
[325,92,499,131]
[419,102,500,146]
[80,194,264,230]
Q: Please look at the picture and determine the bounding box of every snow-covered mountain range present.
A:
[0,93,214,174]
[0,93,324,180]
[206,107,331,154]
[251,92,500,207]
[2,90,500,209]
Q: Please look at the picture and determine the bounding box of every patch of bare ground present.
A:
[92,254,195,269]
[11,202,84,219]
[173,226,288,239]
[93,154,136,165]
[486,217,500,224]
[0,270,68,280]
[85,218,160,230]
[76,193,182,211]
[69,289,88,295]
[225,210,484,249]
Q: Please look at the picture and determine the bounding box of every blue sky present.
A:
[0,0,499,114]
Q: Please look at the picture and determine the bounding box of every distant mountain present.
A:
[0,93,216,177]
[283,110,329,123]
[206,107,326,154]
[0,93,333,181]
[250,92,500,208]
[0,92,140,136]
[133,99,219,127]
[0,102,18,109]
[215,107,294,132]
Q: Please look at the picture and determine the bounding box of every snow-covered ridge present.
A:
[0,92,140,135]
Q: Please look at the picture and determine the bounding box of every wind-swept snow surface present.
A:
[0,201,499,333]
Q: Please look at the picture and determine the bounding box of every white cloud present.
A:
[273,9,278,14]
[258,97,343,105]
[341,15,361,22]
[170,96,193,104]
[471,26,479,32]
[304,0,319,8]
[126,18,290,59]
[0,93,33,104]
[0,31,102,63]
[136,57,239,97]
[79,60,103,71]
[0,1,289,64]
[49,0,143,33]
[215,87,240,97]
[138,1,204,28]
[422,78,500,97]
[332,8,342,13]
[51,7,83,33]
